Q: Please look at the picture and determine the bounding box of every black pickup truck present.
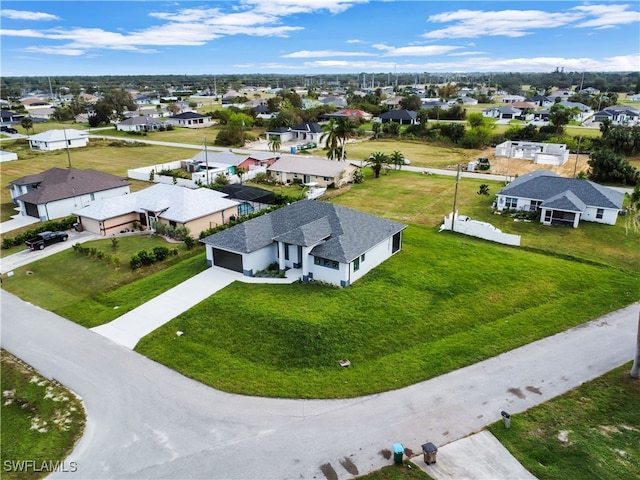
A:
[25,231,69,250]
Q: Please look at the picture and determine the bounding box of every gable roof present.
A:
[379,109,417,121]
[12,168,130,204]
[497,171,623,210]
[268,155,355,178]
[169,112,209,120]
[201,200,407,263]
[28,129,88,142]
[74,184,238,223]
[291,122,322,133]
[216,184,275,204]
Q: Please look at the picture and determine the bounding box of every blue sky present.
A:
[1,1,638,77]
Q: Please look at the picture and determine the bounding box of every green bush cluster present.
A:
[129,246,178,270]
[2,216,76,249]
[72,242,122,269]
[152,222,190,240]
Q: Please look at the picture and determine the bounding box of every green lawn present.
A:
[1,235,208,328]
[136,224,638,398]
[1,349,86,480]
[489,363,640,480]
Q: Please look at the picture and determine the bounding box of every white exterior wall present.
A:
[534,153,567,165]
[243,245,278,274]
[29,186,131,221]
[308,261,347,285]
[29,137,88,151]
[581,206,618,225]
[349,236,397,283]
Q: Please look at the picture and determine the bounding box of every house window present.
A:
[596,208,604,219]
[530,200,541,211]
[284,244,289,260]
[505,197,518,209]
[361,253,365,262]
[323,177,329,181]
[90,193,95,201]
[544,210,552,222]
[314,256,339,270]
[353,257,360,272]
[169,220,177,227]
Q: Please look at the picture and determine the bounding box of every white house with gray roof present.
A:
[201,200,407,287]
[268,155,359,188]
[495,170,624,227]
[28,129,88,151]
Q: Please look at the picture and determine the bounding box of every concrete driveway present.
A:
[2,290,637,480]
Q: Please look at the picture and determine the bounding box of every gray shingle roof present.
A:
[13,168,129,204]
[542,190,586,212]
[498,171,624,210]
[202,200,407,263]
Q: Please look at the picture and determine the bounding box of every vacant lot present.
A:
[1,349,85,480]
[489,363,640,480]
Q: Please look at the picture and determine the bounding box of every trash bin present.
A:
[392,443,404,464]
[290,146,297,154]
[422,442,438,464]
[501,410,511,429]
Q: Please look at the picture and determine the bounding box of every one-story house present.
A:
[592,106,639,126]
[267,155,359,188]
[187,150,278,184]
[28,129,88,151]
[166,112,213,128]
[74,183,239,237]
[215,184,275,215]
[495,170,624,227]
[265,122,323,144]
[482,106,522,120]
[201,199,407,287]
[10,167,130,221]
[495,141,570,166]
[116,116,167,132]
[377,109,418,124]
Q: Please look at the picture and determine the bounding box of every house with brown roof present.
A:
[9,168,130,221]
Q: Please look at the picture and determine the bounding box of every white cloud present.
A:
[572,4,640,28]
[423,8,582,39]
[346,39,364,44]
[0,9,59,21]
[245,0,368,16]
[283,49,376,58]
[372,44,461,56]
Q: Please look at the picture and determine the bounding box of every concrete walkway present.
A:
[91,266,302,349]
[418,431,537,480]
[0,213,39,234]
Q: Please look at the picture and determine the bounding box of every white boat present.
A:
[303,182,327,199]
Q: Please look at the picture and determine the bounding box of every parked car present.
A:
[25,231,69,250]
[1,126,18,134]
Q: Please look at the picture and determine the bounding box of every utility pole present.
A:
[573,136,582,178]
[451,163,461,232]
[63,128,72,168]
[203,137,210,186]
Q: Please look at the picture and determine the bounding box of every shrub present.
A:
[137,250,156,266]
[130,256,142,270]
[184,236,196,250]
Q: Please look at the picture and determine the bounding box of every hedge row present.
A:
[130,246,178,270]
[2,216,77,249]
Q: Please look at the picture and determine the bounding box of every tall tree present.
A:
[20,117,33,134]
[336,117,357,161]
[320,119,340,160]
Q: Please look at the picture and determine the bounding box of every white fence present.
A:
[128,162,267,189]
[439,211,521,246]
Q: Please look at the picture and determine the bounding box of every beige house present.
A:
[267,155,359,188]
[74,184,239,237]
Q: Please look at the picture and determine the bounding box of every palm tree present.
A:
[336,117,357,161]
[372,122,381,139]
[367,152,389,178]
[235,166,246,185]
[21,117,33,134]
[389,151,405,170]
[320,119,339,160]
[268,136,281,154]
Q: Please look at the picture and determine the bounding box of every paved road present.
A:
[2,290,637,479]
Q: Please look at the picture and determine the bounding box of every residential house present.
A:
[383,96,404,109]
[526,95,554,108]
[166,112,212,129]
[28,129,89,151]
[495,141,570,166]
[319,109,372,121]
[268,155,359,188]
[482,106,522,120]
[188,150,278,184]
[500,95,526,103]
[495,170,623,227]
[74,183,238,237]
[10,167,130,221]
[266,123,323,144]
[449,96,478,106]
[558,101,593,122]
[593,105,640,126]
[377,109,418,124]
[21,97,52,110]
[1,109,26,126]
[116,116,167,132]
[201,199,407,287]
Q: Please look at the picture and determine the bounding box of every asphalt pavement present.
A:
[2,289,637,480]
